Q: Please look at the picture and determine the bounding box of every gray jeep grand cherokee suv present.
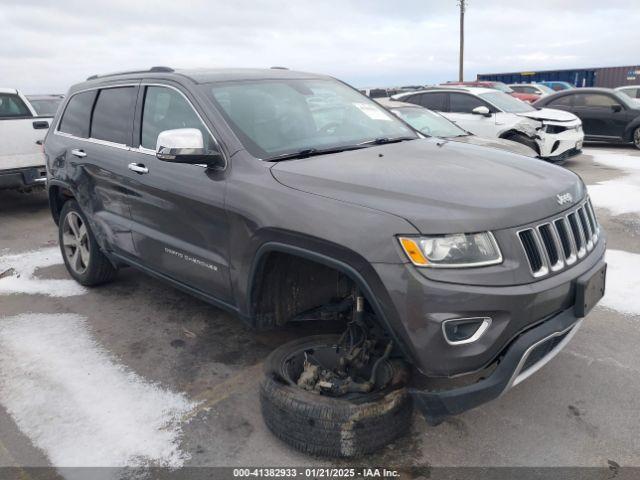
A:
[45,67,606,457]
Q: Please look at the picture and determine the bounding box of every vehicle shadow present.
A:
[0,188,49,216]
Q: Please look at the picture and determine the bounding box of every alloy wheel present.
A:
[62,211,90,274]
[634,128,640,148]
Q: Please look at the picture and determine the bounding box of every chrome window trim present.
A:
[53,82,228,170]
[441,317,492,346]
[139,82,228,170]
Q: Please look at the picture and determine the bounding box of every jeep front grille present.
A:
[518,199,599,278]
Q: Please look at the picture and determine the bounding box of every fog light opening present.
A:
[442,317,492,345]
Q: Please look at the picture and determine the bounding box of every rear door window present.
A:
[449,93,487,113]
[0,93,32,118]
[574,94,619,108]
[417,92,448,111]
[90,87,136,145]
[547,94,573,107]
[58,91,97,138]
[140,86,213,150]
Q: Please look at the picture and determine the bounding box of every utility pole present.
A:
[458,0,466,82]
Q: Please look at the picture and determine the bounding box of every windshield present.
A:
[392,106,467,137]
[534,84,555,95]
[480,91,536,113]
[27,98,62,116]
[205,79,416,159]
[491,82,514,93]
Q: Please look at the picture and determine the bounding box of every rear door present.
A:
[125,83,232,303]
[571,93,627,139]
[55,85,138,255]
[0,92,50,170]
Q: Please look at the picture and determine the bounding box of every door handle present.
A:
[71,149,87,158]
[128,163,149,174]
[32,120,50,129]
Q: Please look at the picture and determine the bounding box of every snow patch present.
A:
[588,180,640,216]
[0,314,198,467]
[587,149,640,174]
[0,247,86,297]
[585,149,640,216]
[600,250,640,316]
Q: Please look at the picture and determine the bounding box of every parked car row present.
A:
[0,88,61,190]
[392,86,585,162]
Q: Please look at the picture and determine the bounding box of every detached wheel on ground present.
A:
[58,200,117,286]
[260,334,413,457]
[503,132,540,156]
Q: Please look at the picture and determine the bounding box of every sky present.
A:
[1,0,638,94]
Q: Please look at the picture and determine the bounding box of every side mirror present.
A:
[472,106,491,117]
[611,104,623,113]
[156,128,224,169]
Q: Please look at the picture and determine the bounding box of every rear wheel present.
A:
[633,127,640,150]
[59,200,117,286]
[260,334,413,457]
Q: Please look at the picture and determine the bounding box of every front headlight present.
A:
[398,232,502,268]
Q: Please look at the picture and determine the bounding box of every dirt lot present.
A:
[1,145,639,477]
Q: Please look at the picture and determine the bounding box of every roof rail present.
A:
[270,66,289,70]
[86,66,174,81]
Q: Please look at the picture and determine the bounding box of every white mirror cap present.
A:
[473,106,489,114]
[156,128,204,152]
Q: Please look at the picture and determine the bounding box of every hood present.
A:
[271,138,585,234]
[449,135,537,157]
[518,108,578,122]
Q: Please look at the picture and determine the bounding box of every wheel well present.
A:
[48,185,75,225]
[250,251,355,329]
[500,129,540,154]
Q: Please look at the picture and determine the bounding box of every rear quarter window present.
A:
[0,93,31,118]
[58,91,97,138]
[90,87,136,144]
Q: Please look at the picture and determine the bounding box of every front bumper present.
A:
[410,304,584,424]
[537,125,584,159]
[0,166,47,190]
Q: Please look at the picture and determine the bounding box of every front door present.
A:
[126,84,232,303]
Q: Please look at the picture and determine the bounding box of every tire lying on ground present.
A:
[260,334,413,457]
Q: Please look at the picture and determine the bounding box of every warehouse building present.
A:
[477,65,640,88]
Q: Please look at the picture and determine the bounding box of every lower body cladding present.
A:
[372,243,606,424]
[0,166,47,190]
[537,124,584,161]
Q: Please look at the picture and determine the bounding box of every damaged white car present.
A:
[394,86,584,162]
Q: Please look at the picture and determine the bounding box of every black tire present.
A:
[504,132,540,156]
[633,127,640,150]
[58,200,117,286]
[260,335,413,457]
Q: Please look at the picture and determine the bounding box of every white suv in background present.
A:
[394,86,584,162]
[0,88,51,190]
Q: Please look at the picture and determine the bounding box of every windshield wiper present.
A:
[357,136,416,146]
[265,145,367,162]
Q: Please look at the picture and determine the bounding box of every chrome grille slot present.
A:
[538,224,563,271]
[518,229,548,277]
[577,207,593,251]
[567,212,585,257]
[518,198,599,278]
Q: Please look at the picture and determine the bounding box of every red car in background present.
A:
[443,81,540,103]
